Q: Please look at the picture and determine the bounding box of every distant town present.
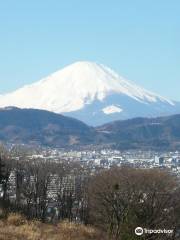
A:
[7,144,180,176]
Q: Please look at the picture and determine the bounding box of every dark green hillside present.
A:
[97,114,180,150]
[0,107,95,147]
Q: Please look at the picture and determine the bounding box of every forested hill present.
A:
[0,107,180,150]
[97,114,180,150]
[0,107,95,147]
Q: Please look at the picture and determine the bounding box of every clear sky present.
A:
[0,0,179,100]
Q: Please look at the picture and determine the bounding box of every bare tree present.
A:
[89,167,180,240]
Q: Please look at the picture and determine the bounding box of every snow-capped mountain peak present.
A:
[0,61,178,125]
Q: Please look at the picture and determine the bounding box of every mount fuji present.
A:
[0,61,179,126]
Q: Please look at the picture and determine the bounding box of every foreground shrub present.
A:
[6,213,27,226]
[0,214,107,240]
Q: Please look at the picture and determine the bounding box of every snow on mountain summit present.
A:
[102,105,123,114]
[0,61,178,125]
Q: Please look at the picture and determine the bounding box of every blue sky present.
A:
[0,0,179,100]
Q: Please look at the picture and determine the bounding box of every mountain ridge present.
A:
[97,114,180,150]
[0,107,180,150]
[0,61,179,126]
[0,107,96,147]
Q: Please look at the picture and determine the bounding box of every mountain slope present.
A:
[0,61,179,125]
[97,114,180,150]
[0,108,180,150]
[0,107,95,147]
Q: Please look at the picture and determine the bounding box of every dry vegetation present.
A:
[0,213,107,240]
